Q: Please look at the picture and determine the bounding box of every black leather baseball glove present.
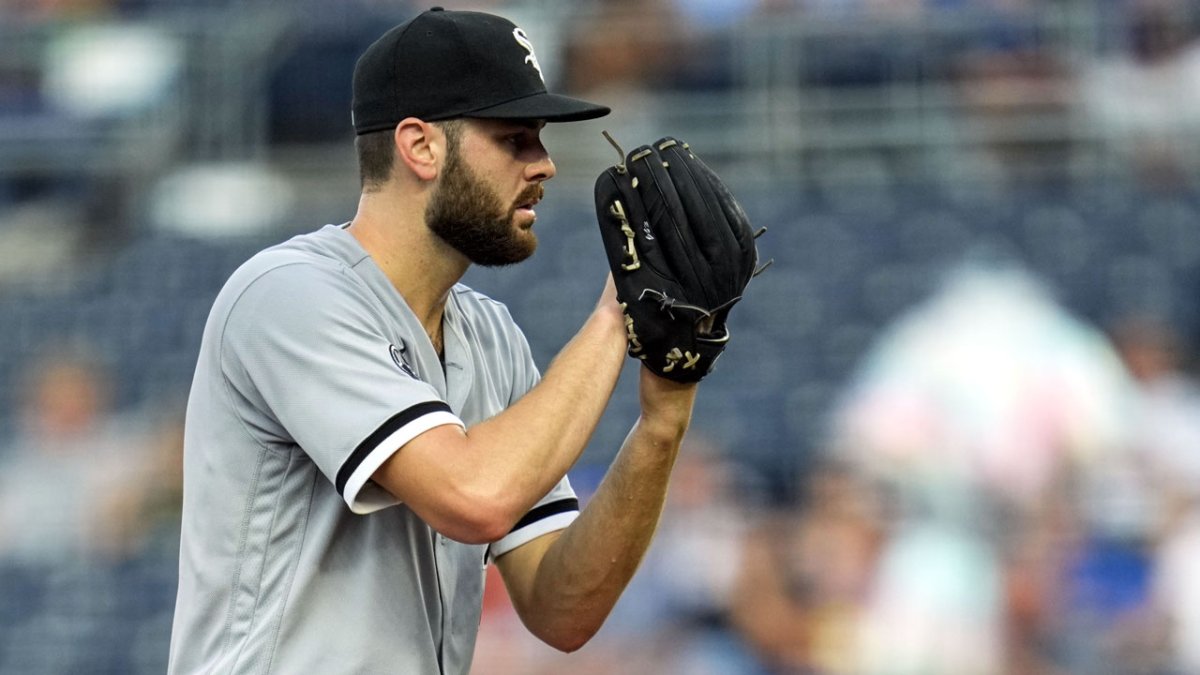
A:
[594,135,767,383]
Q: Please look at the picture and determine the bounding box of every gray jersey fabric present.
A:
[168,224,578,675]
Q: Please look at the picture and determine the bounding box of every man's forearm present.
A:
[465,303,627,506]
[501,370,698,650]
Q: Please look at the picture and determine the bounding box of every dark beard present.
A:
[425,143,541,267]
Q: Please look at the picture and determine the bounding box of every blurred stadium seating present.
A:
[3,1,1200,673]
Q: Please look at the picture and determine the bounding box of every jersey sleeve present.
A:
[487,475,579,559]
[220,261,463,514]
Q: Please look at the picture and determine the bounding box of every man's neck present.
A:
[348,194,468,353]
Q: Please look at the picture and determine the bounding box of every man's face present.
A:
[425,119,552,267]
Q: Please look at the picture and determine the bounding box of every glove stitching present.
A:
[638,150,706,298]
[670,148,726,310]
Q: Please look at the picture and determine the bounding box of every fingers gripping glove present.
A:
[594,135,767,383]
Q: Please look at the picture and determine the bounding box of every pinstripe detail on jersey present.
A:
[337,400,456,496]
[507,498,580,533]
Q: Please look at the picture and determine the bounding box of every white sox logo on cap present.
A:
[352,9,607,132]
[512,28,544,84]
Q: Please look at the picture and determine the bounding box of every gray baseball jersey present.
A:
[168,224,579,675]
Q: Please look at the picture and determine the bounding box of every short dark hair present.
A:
[355,120,465,192]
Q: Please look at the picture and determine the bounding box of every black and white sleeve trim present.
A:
[337,400,464,514]
[488,497,580,559]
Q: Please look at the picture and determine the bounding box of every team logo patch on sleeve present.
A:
[389,342,418,378]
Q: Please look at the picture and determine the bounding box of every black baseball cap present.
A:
[351,7,610,135]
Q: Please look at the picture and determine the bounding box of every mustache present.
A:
[513,184,545,210]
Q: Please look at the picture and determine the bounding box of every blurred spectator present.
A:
[1155,509,1200,674]
[953,43,1077,181]
[672,0,761,32]
[0,199,90,288]
[560,0,686,96]
[267,1,417,145]
[817,264,1144,674]
[1079,0,1200,186]
[948,0,1077,182]
[855,510,1006,675]
[0,0,114,22]
[729,461,883,674]
[831,264,1134,510]
[0,352,176,564]
[0,15,186,275]
[1111,315,1200,495]
[1108,315,1200,674]
[547,0,691,180]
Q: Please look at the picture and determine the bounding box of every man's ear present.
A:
[394,118,442,183]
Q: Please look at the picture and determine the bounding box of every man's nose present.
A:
[527,146,556,182]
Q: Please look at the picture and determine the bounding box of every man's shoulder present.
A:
[225,226,360,291]
[249,225,362,271]
[204,227,370,330]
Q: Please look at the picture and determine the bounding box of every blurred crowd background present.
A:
[3,0,1200,673]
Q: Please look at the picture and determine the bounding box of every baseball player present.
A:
[168,7,759,675]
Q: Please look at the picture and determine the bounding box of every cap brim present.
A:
[462,92,610,123]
